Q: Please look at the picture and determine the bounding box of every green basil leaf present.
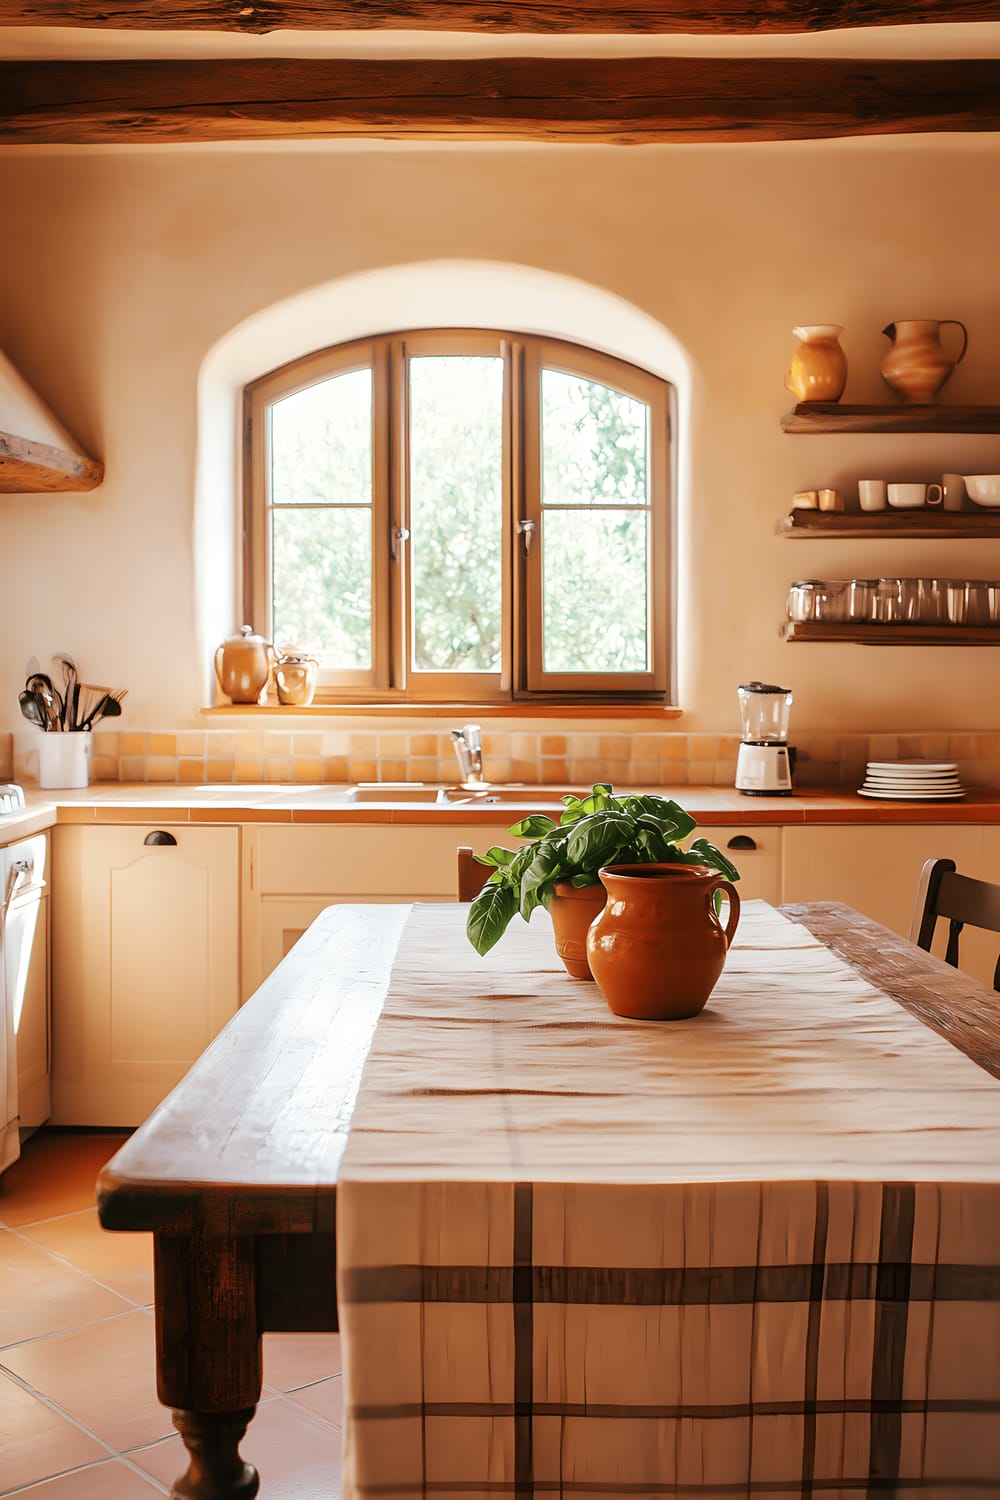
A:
[477,846,515,869]
[519,841,567,919]
[466,882,520,955]
[564,810,636,871]
[688,837,741,882]
[508,813,558,839]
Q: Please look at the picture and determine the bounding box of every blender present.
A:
[735,682,794,795]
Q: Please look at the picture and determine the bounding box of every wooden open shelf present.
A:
[782,621,1000,646]
[0,430,104,492]
[781,403,1000,435]
[778,509,1000,539]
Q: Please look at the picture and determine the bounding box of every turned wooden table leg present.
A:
[154,1233,263,1500]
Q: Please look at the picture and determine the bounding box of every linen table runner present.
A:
[337,900,1000,1499]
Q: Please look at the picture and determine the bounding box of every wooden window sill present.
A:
[201,703,684,720]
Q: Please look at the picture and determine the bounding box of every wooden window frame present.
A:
[244,330,673,706]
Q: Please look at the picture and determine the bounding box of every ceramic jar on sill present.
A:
[275,647,319,707]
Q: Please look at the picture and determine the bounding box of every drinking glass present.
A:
[875,578,903,623]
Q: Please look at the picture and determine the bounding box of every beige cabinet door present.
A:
[52,824,240,1126]
[6,833,50,1133]
[783,824,997,986]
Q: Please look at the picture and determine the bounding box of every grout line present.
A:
[6,1218,154,1313]
[0,1367,119,1496]
[0,1303,153,1358]
[1,1455,168,1499]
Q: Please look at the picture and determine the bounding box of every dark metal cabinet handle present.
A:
[144,831,178,847]
[726,835,758,852]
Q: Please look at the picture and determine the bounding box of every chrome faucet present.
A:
[450,724,484,785]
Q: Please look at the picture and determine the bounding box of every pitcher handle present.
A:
[943,320,968,367]
[715,880,741,947]
[213,643,225,688]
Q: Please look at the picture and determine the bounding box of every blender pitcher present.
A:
[735,682,794,795]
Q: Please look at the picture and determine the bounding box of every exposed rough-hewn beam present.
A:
[0,57,995,144]
[0,57,998,145]
[2,0,1000,33]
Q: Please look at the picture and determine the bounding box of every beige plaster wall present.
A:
[0,135,998,735]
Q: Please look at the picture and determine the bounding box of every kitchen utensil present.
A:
[784,325,847,402]
[880,320,968,404]
[53,654,78,729]
[25,674,62,730]
[735,681,794,796]
[847,579,878,621]
[875,578,903,622]
[76,684,110,730]
[887,483,942,509]
[215,626,274,705]
[18,691,46,729]
[858,480,887,512]
[963,475,1000,507]
[786,580,824,622]
[942,473,966,511]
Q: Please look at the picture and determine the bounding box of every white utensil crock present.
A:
[35,731,91,789]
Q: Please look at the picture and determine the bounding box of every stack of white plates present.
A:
[858,760,966,801]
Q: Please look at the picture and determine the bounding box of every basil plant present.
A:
[466,783,740,957]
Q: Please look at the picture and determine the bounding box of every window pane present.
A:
[408,355,503,673]
[270,369,372,506]
[542,510,649,673]
[271,508,372,669]
[542,371,648,506]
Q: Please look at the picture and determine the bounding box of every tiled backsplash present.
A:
[6,728,1000,789]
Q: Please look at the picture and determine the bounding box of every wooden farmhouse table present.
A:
[96,901,1000,1499]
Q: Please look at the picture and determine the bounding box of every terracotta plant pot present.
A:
[549,881,608,979]
[586,863,741,1021]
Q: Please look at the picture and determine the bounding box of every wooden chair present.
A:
[909,857,1000,991]
[457,847,492,902]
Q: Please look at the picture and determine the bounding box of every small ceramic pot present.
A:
[549,881,608,979]
[215,626,274,705]
[275,651,319,706]
[587,863,740,1021]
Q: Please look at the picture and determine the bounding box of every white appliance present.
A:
[735,682,794,796]
[1,790,48,1176]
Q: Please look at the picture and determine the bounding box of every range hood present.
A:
[0,350,103,492]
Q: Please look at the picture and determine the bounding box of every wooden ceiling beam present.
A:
[3,0,1000,34]
[1,57,999,145]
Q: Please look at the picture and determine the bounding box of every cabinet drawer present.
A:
[695,826,781,905]
[253,824,505,898]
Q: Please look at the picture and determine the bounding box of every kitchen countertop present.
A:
[4,782,1000,845]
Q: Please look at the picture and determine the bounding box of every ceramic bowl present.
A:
[963,475,1000,506]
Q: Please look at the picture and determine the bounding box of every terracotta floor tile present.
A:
[0,1371,110,1493]
[263,1332,342,1392]
[0,1309,171,1453]
[286,1375,344,1429]
[3,1458,166,1497]
[19,1210,154,1306]
[130,1399,342,1498]
[0,1133,129,1229]
[0,1230,135,1348]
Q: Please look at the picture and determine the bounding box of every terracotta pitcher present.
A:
[586,863,740,1021]
[880,319,968,404]
[784,325,847,403]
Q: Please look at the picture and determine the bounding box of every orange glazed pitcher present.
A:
[586,863,740,1021]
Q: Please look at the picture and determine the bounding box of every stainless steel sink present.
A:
[263,783,582,810]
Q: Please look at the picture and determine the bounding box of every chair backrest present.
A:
[909,857,1000,991]
[457,846,492,902]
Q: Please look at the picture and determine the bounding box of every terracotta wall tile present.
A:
[89,755,118,781]
[234,759,264,782]
[177,759,206,783]
[175,732,205,756]
[321,755,349,781]
[145,758,177,782]
[119,756,146,781]
[147,734,176,757]
[119,732,145,756]
[293,758,324,782]
[264,759,292,782]
[378,758,408,781]
[205,758,234,782]
[293,733,322,755]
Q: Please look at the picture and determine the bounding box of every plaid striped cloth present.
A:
[337,901,1000,1499]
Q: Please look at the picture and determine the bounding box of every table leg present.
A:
[154,1233,262,1500]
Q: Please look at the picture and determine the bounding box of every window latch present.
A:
[517,519,537,555]
[391,525,410,562]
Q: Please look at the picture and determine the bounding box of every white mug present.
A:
[942,472,965,512]
[858,479,887,512]
[888,482,943,509]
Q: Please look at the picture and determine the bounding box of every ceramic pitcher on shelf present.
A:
[784,325,848,403]
[880,319,968,404]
